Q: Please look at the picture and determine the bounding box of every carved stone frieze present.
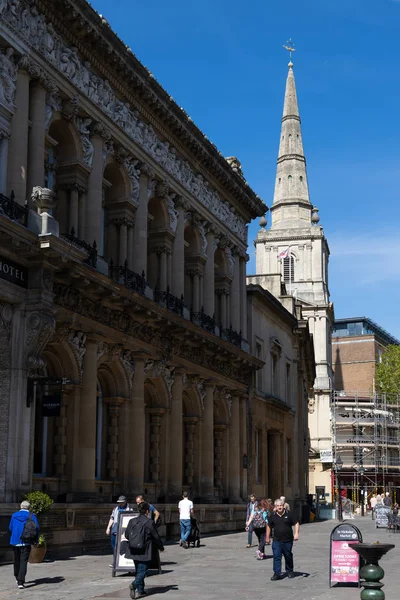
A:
[1,0,247,241]
[0,46,17,108]
[53,284,249,384]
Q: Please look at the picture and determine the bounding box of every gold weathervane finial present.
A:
[283,39,296,63]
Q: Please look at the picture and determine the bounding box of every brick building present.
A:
[332,317,399,393]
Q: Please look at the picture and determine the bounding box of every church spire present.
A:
[270,60,312,229]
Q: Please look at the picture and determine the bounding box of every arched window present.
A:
[283,255,294,282]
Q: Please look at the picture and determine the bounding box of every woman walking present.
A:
[246,499,273,560]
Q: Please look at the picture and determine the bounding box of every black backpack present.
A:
[21,513,37,544]
[128,519,147,550]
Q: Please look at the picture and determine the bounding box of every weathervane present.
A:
[283,39,296,61]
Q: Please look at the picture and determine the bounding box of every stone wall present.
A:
[0,503,247,562]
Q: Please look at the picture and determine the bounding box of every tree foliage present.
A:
[376,345,400,400]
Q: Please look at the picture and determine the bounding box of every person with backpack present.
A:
[246,498,272,560]
[9,500,40,589]
[125,501,164,599]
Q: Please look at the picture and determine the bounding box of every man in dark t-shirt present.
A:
[266,498,299,580]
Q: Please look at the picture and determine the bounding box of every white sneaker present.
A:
[18,584,24,589]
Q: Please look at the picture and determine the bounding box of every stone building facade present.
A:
[0,0,266,507]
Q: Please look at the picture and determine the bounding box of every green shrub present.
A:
[23,491,53,516]
[36,533,47,547]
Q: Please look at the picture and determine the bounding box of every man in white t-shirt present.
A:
[178,491,194,549]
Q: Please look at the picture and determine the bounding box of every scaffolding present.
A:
[331,391,400,506]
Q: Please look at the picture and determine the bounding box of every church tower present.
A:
[253,57,334,499]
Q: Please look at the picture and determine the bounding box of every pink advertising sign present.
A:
[330,540,360,583]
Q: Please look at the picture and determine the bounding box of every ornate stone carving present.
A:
[121,349,135,391]
[45,89,62,130]
[0,47,17,108]
[197,219,208,254]
[25,310,56,374]
[164,194,179,233]
[31,186,55,212]
[103,138,114,167]
[76,117,94,167]
[225,156,244,179]
[68,330,86,371]
[97,341,108,361]
[1,1,247,241]
[225,247,235,278]
[145,359,175,405]
[42,269,53,292]
[123,156,140,203]
[0,302,12,342]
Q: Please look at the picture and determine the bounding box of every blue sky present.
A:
[90,0,400,338]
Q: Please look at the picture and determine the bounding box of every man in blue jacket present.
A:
[9,500,40,589]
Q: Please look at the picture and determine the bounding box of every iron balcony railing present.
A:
[0,191,29,227]
[154,286,184,316]
[221,325,242,348]
[61,228,98,268]
[191,308,216,334]
[109,260,146,296]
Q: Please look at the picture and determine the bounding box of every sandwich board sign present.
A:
[329,523,362,587]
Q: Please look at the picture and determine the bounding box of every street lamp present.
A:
[359,465,365,516]
[335,455,343,522]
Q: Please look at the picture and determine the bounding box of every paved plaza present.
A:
[0,516,398,600]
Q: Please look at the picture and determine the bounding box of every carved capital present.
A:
[31,186,55,212]
[62,96,79,121]
[175,196,189,211]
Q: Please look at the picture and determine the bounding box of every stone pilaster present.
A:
[85,124,104,247]
[75,337,98,492]
[133,165,153,276]
[171,197,187,298]
[7,62,30,204]
[27,80,46,196]
[184,418,197,487]
[106,401,122,481]
[168,371,183,498]
[203,228,217,317]
[228,394,241,502]
[230,250,241,332]
[54,393,69,477]
[148,409,163,483]
[200,382,215,499]
[130,355,146,491]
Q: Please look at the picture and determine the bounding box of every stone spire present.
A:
[271,61,312,229]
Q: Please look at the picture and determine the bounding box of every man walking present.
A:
[125,502,164,599]
[9,500,40,589]
[266,498,299,580]
[245,494,258,548]
[136,494,161,527]
[106,495,133,564]
[178,491,194,549]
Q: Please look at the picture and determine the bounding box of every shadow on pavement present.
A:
[25,576,65,587]
[146,585,179,595]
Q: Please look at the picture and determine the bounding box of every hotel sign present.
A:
[0,256,27,288]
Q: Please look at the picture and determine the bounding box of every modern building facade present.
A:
[251,60,334,500]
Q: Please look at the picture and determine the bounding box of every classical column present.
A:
[7,65,30,204]
[0,132,10,195]
[127,221,134,269]
[106,402,121,480]
[171,198,187,297]
[220,292,227,329]
[119,219,128,265]
[168,371,183,498]
[133,165,152,276]
[78,190,86,239]
[239,396,248,499]
[149,410,163,482]
[203,229,216,317]
[130,355,146,491]
[27,81,46,196]
[240,255,248,339]
[214,427,224,491]
[75,338,98,492]
[192,270,200,312]
[159,248,168,291]
[69,184,79,235]
[200,382,215,499]
[229,395,241,502]
[184,419,197,487]
[54,392,69,477]
[230,251,241,332]
[85,126,104,246]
